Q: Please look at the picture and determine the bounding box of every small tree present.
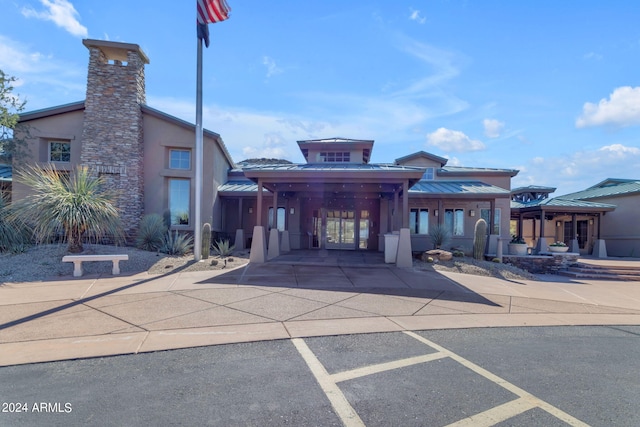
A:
[9,165,125,253]
[0,70,29,163]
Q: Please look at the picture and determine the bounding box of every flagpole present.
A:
[194,36,204,261]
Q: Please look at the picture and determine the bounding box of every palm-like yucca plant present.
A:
[9,164,125,253]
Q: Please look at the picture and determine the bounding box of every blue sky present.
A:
[1,0,639,196]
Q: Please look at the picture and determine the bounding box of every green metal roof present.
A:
[409,180,510,195]
[439,166,519,177]
[218,181,268,193]
[558,179,640,201]
[511,198,616,209]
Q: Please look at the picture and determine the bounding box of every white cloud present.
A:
[576,86,640,128]
[512,143,640,196]
[0,35,86,106]
[21,0,88,38]
[242,132,289,160]
[583,52,603,61]
[426,128,485,152]
[483,118,505,138]
[409,9,426,24]
[262,56,283,78]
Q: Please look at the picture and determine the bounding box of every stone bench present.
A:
[62,254,129,277]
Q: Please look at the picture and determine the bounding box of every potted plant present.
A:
[548,241,569,253]
[508,235,528,255]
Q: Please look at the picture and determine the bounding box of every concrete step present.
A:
[558,263,640,281]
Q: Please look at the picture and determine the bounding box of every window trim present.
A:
[422,167,434,180]
[168,178,191,226]
[169,149,191,170]
[480,208,501,235]
[409,208,429,235]
[445,208,465,236]
[49,141,71,163]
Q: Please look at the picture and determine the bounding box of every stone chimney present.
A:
[80,39,150,239]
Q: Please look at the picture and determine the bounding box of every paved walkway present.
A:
[1,252,640,366]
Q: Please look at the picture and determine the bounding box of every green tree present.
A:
[0,70,28,162]
[9,165,125,253]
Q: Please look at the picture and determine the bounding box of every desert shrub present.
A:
[0,196,30,253]
[212,239,235,257]
[9,165,124,253]
[428,223,451,249]
[160,230,194,256]
[135,214,167,251]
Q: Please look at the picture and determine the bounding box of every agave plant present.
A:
[160,230,194,256]
[212,239,235,257]
[9,165,125,253]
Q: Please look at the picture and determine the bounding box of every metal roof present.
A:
[241,163,424,172]
[557,180,640,201]
[511,198,616,209]
[296,137,374,145]
[511,185,556,194]
[409,180,511,196]
[218,181,267,194]
[439,166,519,177]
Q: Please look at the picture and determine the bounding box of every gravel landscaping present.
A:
[0,244,250,283]
[0,244,534,283]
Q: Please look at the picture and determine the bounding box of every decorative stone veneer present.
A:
[80,43,147,240]
[503,253,579,274]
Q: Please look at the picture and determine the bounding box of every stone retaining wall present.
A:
[502,253,579,274]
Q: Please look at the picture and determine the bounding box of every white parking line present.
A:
[404,331,591,427]
[444,397,537,427]
[292,338,365,427]
[331,352,448,384]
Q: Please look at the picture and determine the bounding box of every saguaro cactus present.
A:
[473,218,488,260]
[202,223,212,259]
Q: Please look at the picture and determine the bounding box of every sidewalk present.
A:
[2,257,640,366]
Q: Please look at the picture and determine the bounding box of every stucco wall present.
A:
[13,109,85,200]
[142,114,231,232]
[596,194,640,257]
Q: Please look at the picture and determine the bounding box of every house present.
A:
[554,179,640,257]
[14,39,519,265]
[14,39,234,239]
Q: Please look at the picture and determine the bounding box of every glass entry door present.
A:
[326,210,356,250]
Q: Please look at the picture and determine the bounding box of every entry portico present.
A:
[238,138,425,264]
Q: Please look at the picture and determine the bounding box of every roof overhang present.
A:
[242,164,425,194]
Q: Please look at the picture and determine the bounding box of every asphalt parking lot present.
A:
[2,326,639,426]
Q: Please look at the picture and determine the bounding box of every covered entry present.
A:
[306,199,378,250]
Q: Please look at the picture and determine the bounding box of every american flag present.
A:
[197,0,230,47]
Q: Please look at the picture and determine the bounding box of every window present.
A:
[319,152,350,162]
[268,207,286,231]
[410,208,429,234]
[445,208,464,236]
[169,149,191,170]
[480,208,501,235]
[422,167,434,180]
[49,141,71,162]
[169,179,190,225]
